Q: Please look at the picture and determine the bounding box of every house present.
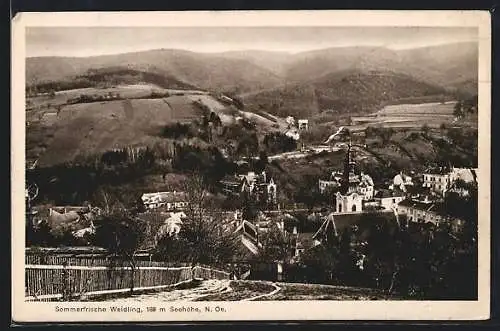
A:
[220,171,277,204]
[285,129,300,141]
[319,171,374,200]
[390,172,414,192]
[141,191,189,211]
[318,171,343,193]
[422,168,452,197]
[298,119,309,131]
[396,197,449,225]
[220,175,246,195]
[422,167,477,197]
[374,189,405,210]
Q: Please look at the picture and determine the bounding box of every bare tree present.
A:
[154,173,239,267]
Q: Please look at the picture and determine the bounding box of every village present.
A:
[24,113,478,293]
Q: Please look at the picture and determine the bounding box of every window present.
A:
[352,205,357,212]
[392,198,396,203]
[338,204,342,213]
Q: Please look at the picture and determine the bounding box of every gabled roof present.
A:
[398,198,448,217]
[312,214,338,241]
[450,167,477,183]
[234,220,258,240]
[220,174,244,186]
[375,189,405,199]
[141,191,188,204]
[295,233,316,249]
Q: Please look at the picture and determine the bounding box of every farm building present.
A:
[373,189,405,210]
[141,191,188,211]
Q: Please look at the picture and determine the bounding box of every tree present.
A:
[91,211,148,293]
[453,101,464,119]
[255,150,268,173]
[154,174,239,266]
[257,223,294,263]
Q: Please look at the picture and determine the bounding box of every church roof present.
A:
[375,189,405,198]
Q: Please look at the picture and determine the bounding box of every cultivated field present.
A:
[350,101,458,129]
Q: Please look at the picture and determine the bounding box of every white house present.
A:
[374,189,405,210]
[141,191,189,211]
[298,119,309,131]
[422,167,477,197]
[391,172,414,192]
[396,197,444,225]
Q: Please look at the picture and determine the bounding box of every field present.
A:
[26,84,209,110]
[27,92,208,166]
[349,101,468,129]
[26,83,285,166]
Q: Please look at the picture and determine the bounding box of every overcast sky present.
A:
[26,26,478,58]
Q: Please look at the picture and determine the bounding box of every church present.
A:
[333,145,374,213]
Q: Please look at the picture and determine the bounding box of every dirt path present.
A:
[243,283,281,301]
[103,279,230,303]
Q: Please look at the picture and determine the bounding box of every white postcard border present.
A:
[11,10,491,322]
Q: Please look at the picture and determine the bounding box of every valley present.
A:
[25,41,478,207]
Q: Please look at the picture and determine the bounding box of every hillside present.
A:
[396,42,478,89]
[29,67,200,94]
[216,50,292,76]
[225,42,477,92]
[26,49,283,94]
[26,42,477,97]
[242,70,450,118]
[25,42,478,167]
[26,84,286,167]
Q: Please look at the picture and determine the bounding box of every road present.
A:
[267,145,341,161]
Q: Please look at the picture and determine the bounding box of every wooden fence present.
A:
[25,256,230,302]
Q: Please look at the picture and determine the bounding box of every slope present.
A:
[26,49,284,94]
[242,69,449,118]
[282,42,478,91]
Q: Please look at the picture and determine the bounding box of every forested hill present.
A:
[27,42,477,99]
[241,70,451,118]
[26,49,283,95]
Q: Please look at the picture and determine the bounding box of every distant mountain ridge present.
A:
[26,42,478,118]
[27,42,477,89]
[26,48,283,94]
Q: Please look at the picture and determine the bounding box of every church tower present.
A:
[340,144,356,194]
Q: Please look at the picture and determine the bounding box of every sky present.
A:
[26,26,478,58]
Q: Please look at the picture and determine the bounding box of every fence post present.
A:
[61,261,70,301]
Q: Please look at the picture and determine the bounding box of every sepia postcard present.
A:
[11,10,491,322]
